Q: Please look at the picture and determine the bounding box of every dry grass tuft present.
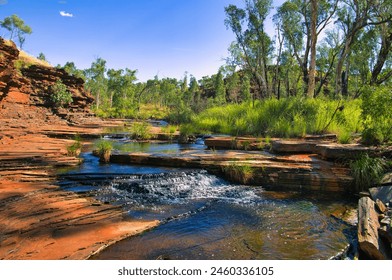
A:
[18,50,51,68]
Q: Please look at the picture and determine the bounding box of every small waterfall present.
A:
[107,170,260,206]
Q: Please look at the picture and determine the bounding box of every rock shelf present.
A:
[0,38,158,260]
[109,149,353,192]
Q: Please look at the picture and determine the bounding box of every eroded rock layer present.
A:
[0,38,158,260]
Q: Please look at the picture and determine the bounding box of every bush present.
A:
[51,79,73,107]
[361,86,392,145]
[66,135,82,157]
[95,140,113,163]
[185,97,362,138]
[129,121,152,140]
[222,163,254,184]
[349,153,386,192]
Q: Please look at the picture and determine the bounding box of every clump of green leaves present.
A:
[66,134,82,157]
[185,97,362,138]
[222,163,254,184]
[161,125,177,140]
[349,153,386,192]
[129,121,152,140]
[95,140,113,163]
[50,79,73,108]
[1,14,32,48]
[337,129,352,144]
[361,86,392,145]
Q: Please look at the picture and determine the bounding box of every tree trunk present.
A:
[371,25,392,85]
[307,0,318,98]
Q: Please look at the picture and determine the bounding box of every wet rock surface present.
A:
[109,149,353,192]
[0,38,158,260]
[357,188,392,259]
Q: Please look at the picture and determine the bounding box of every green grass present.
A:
[183,97,362,139]
[95,140,113,163]
[66,134,82,157]
[222,163,254,184]
[349,153,386,192]
[129,121,152,140]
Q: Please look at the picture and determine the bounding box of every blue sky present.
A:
[0,0,283,81]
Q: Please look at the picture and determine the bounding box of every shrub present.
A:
[349,153,386,192]
[222,163,254,184]
[337,129,352,144]
[51,79,73,108]
[129,121,152,140]
[66,135,82,157]
[361,86,392,145]
[186,97,362,139]
[95,140,113,163]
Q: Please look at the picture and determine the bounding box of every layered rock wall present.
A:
[0,37,94,126]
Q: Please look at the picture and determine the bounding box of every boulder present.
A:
[358,197,388,259]
[317,144,375,160]
[369,185,392,205]
[375,199,387,213]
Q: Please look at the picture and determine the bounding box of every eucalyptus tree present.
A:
[225,0,273,98]
[240,74,252,102]
[84,58,108,110]
[369,3,392,85]
[0,14,32,48]
[334,0,392,95]
[63,61,85,80]
[214,70,226,105]
[114,68,138,117]
[226,71,241,103]
[188,75,201,111]
[315,30,340,96]
[107,69,123,109]
[276,0,338,97]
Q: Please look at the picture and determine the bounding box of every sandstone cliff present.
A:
[0,37,94,127]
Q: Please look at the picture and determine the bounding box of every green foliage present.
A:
[50,80,73,107]
[129,121,152,140]
[361,86,392,145]
[349,153,386,192]
[185,97,362,138]
[66,135,82,157]
[95,140,113,163]
[337,129,353,144]
[161,125,177,134]
[37,52,47,62]
[1,14,32,48]
[14,59,31,70]
[222,163,254,184]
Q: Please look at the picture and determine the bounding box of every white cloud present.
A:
[60,11,73,17]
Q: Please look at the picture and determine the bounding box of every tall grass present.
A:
[185,97,362,140]
[129,121,152,140]
[95,140,113,163]
[349,153,386,192]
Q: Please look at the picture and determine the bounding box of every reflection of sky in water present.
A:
[59,140,357,260]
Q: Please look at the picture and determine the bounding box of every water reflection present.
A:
[58,141,356,260]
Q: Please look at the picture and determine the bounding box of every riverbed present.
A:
[59,140,357,260]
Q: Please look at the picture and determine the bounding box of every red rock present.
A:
[376,199,387,213]
[0,38,159,260]
[358,197,388,259]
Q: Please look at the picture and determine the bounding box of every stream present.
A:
[58,138,357,260]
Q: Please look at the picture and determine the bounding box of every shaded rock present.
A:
[358,197,388,259]
[369,186,392,205]
[271,140,318,154]
[375,199,387,213]
[109,150,354,192]
[380,217,391,226]
[317,144,375,160]
[381,172,392,185]
[359,191,371,198]
[379,226,392,244]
